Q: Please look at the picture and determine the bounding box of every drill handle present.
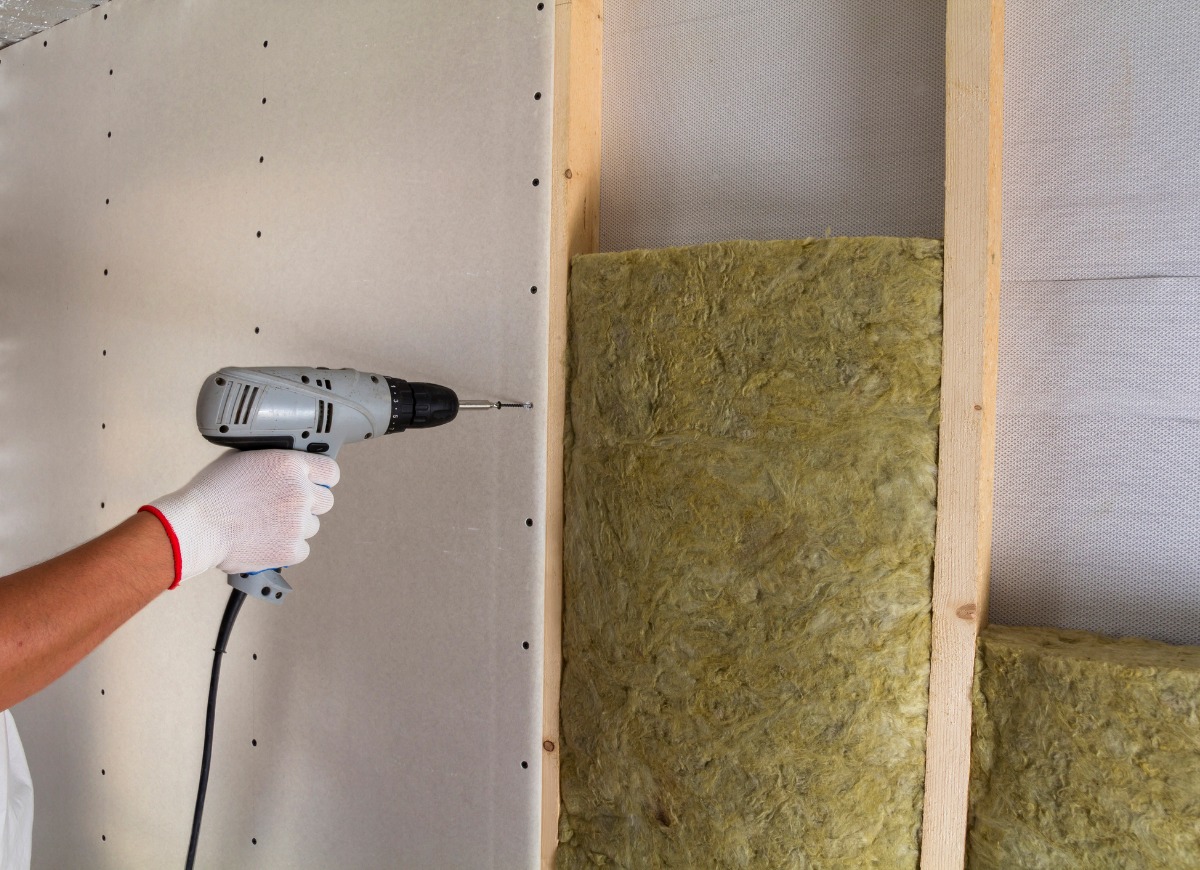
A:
[229,569,293,603]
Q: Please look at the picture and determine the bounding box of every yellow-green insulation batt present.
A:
[558,238,944,868]
[969,625,1200,869]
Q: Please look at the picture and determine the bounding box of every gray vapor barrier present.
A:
[601,0,1200,645]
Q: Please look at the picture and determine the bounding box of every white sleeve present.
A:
[0,711,33,870]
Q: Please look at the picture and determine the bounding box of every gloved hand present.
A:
[139,450,340,588]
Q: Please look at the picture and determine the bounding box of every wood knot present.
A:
[543,740,556,753]
[956,603,978,621]
[564,168,573,179]
[973,404,983,411]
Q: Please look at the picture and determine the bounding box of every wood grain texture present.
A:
[543,0,602,866]
[921,0,1004,868]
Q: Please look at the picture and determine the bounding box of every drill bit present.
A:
[459,400,534,410]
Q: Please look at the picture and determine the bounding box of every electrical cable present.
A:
[185,588,247,870]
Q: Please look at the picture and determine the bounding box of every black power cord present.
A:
[185,588,247,870]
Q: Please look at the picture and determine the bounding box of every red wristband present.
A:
[139,505,183,590]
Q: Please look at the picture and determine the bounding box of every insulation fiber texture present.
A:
[559,237,944,868]
[969,625,1200,868]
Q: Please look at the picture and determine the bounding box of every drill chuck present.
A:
[385,378,459,432]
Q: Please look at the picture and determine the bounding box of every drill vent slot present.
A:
[243,387,259,424]
[226,384,245,426]
[317,400,332,434]
[224,387,240,425]
[233,386,248,424]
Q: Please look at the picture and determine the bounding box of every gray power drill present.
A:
[195,365,528,602]
[186,365,529,868]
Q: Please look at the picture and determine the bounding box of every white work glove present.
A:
[139,450,340,588]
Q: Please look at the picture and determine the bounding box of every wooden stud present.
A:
[921,0,1004,868]
[543,1,602,867]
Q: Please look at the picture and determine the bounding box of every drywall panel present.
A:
[599,0,946,252]
[0,1,552,867]
[990,1,1200,644]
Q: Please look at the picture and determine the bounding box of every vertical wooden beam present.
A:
[921,0,1003,867]
[543,1,602,866]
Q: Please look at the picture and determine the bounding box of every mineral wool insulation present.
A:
[969,625,1200,868]
[559,238,944,867]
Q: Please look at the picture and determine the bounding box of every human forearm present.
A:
[0,512,173,711]
[0,450,338,711]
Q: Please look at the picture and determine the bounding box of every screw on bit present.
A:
[459,400,534,410]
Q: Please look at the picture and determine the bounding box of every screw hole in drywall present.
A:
[101,502,105,509]
[252,839,258,846]
[256,230,262,238]
[100,689,105,695]
[261,97,267,104]
[522,641,530,649]
[530,286,538,294]
[259,156,264,163]
[103,13,107,19]
[254,327,260,334]
[105,198,110,204]
[534,91,542,100]
[537,2,544,8]
[526,518,534,527]
[102,349,107,356]
[43,40,47,47]
[101,423,106,429]
[101,769,106,775]
[532,178,540,186]
[101,835,106,842]
[263,40,268,48]
[107,131,111,138]
[521,761,529,769]
[103,269,108,275]
[252,739,257,747]
[252,653,258,660]
[109,69,113,75]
